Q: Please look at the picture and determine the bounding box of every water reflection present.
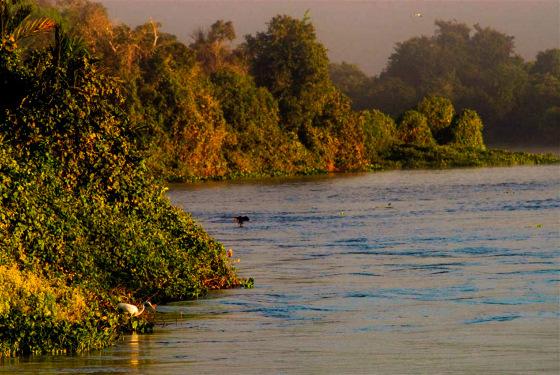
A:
[129,333,139,368]
[1,165,559,374]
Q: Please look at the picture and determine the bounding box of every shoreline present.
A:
[163,146,560,185]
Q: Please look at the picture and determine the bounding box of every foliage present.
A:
[244,14,367,171]
[359,109,397,161]
[330,20,556,146]
[531,49,560,78]
[0,18,241,356]
[190,19,240,74]
[309,88,367,171]
[210,68,315,174]
[381,144,558,170]
[448,109,486,149]
[245,14,332,134]
[502,49,560,145]
[0,264,122,357]
[417,95,455,142]
[1,2,558,357]
[0,0,55,43]
[329,62,370,109]
[396,110,435,147]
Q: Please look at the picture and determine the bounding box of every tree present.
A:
[366,20,530,144]
[396,110,435,147]
[469,24,515,67]
[329,62,370,109]
[1,30,136,195]
[448,109,485,149]
[531,49,560,78]
[134,40,228,179]
[417,95,455,142]
[190,20,239,74]
[245,14,331,132]
[0,0,55,44]
[384,36,440,90]
[359,109,397,161]
[504,62,560,145]
[0,0,56,109]
[210,68,306,173]
[366,76,417,117]
[244,14,367,170]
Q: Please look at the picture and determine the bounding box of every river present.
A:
[2,165,559,374]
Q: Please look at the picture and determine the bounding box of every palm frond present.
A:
[11,15,55,41]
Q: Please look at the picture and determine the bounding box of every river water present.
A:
[2,165,559,374]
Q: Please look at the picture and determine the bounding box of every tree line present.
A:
[8,1,556,183]
[330,21,560,146]
[13,1,553,182]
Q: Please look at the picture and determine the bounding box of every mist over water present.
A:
[4,165,558,373]
[99,0,559,75]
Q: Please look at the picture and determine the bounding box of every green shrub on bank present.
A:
[448,109,486,150]
[417,95,455,142]
[396,110,436,147]
[0,22,241,357]
[0,264,121,357]
[360,109,398,161]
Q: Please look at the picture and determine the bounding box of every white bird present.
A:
[144,301,157,313]
[117,301,156,317]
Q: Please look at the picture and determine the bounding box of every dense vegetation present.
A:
[0,0,243,357]
[330,22,560,146]
[0,0,557,358]
[46,0,555,182]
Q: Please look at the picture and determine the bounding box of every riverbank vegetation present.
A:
[0,0,243,357]
[0,0,557,357]
[330,22,560,147]
[39,0,557,181]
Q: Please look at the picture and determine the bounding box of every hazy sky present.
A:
[99,0,559,75]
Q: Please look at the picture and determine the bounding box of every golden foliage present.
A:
[0,265,87,323]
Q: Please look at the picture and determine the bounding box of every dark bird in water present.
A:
[233,216,250,227]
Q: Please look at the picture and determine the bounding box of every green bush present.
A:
[360,109,398,161]
[396,110,436,146]
[448,109,486,149]
[381,144,559,169]
[417,95,455,142]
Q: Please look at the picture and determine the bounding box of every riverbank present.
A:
[165,145,560,183]
[0,40,244,357]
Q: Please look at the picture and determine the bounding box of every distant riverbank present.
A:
[168,145,560,184]
[489,144,560,156]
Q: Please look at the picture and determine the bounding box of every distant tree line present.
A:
[330,21,560,146]
[41,0,527,180]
